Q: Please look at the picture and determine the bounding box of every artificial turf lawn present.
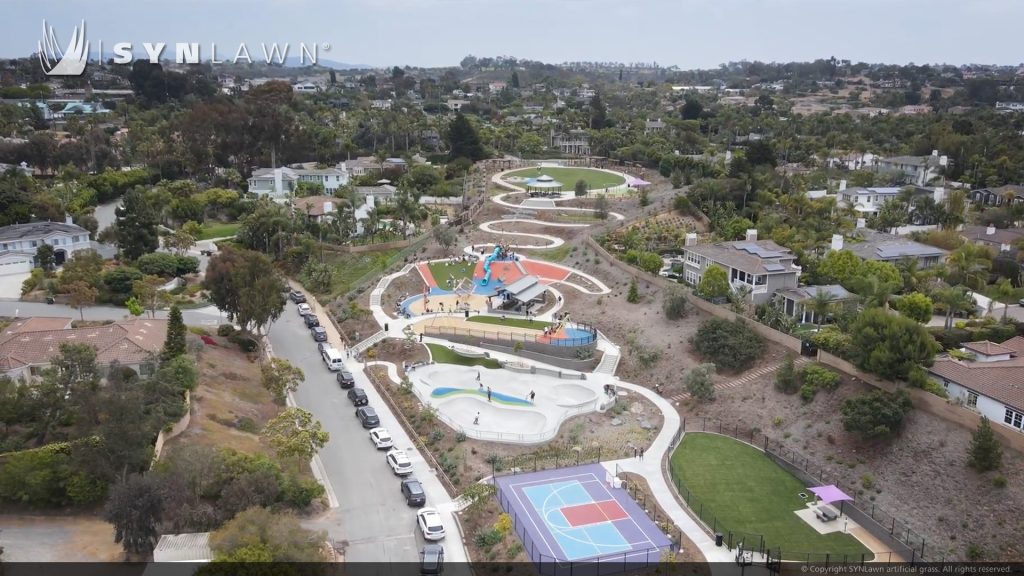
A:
[427,260,477,287]
[670,433,872,560]
[503,167,625,190]
[425,343,501,369]
[467,315,553,330]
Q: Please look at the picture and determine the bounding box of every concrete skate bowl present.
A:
[438,396,552,443]
[552,383,597,408]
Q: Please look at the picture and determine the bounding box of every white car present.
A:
[297,303,312,316]
[416,507,446,541]
[369,427,394,450]
[386,448,413,476]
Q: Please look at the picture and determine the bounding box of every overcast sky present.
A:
[3,0,1022,69]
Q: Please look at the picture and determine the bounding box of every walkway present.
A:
[477,218,590,249]
[491,191,626,221]
[666,357,810,404]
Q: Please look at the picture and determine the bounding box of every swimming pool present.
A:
[431,386,532,406]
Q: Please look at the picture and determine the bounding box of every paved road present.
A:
[0,300,223,325]
[94,200,120,232]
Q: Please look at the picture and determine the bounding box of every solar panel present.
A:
[763,263,785,272]
[875,243,941,259]
[735,242,785,258]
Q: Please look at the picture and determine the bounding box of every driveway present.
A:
[0,515,121,561]
[0,272,29,300]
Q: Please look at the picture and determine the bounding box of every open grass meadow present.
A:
[670,433,872,559]
[503,167,625,191]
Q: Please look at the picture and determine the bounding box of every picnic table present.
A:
[815,506,839,522]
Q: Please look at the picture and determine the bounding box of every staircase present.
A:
[351,330,387,355]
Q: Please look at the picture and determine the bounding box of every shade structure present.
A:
[809,484,853,505]
[625,175,652,187]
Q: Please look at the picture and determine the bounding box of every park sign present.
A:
[38,19,329,77]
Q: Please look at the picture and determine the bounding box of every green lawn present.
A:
[467,315,552,330]
[197,222,241,240]
[428,260,477,287]
[425,343,501,368]
[670,433,871,559]
[520,243,574,263]
[503,167,625,191]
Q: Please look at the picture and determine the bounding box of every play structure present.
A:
[481,246,502,285]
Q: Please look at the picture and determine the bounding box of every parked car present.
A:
[387,448,413,476]
[321,346,344,371]
[336,369,355,389]
[304,314,320,328]
[347,387,368,406]
[416,507,446,541]
[317,342,329,355]
[402,477,427,507]
[289,290,306,303]
[369,427,393,449]
[297,303,312,316]
[355,406,379,428]
[420,545,444,575]
[310,326,328,342]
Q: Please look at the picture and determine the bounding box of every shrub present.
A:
[800,364,840,391]
[21,268,44,295]
[217,324,237,337]
[967,416,1002,472]
[774,354,798,393]
[690,318,764,371]
[799,384,817,403]
[280,477,325,508]
[695,265,730,300]
[626,278,640,303]
[860,474,875,490]
[494,513,513,535]
[849,308,938,380]
[810,326,853,357]
[662,287,688,320]
[684,363,716,402]
[841,389,912,441]
[992,475,1007,488]
[136,252,198,277]
[474,528,503,549]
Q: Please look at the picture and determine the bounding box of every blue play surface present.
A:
[430,386,532,406]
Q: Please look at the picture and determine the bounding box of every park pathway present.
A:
[667,357,810,404]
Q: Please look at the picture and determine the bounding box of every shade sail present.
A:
[809,485,853,505]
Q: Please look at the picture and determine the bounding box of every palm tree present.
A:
[854,275,900,310]
[805,289,837,330]
[993,277,1015,322]
[936,286,975,331]
[946,243,992,294]
[896,257,927,293]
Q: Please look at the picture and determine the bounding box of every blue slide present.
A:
[481,246,502,285]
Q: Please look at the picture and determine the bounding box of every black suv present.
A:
[304,314,320,328]
[355,406,379,428]
[310,326,328,342]
[401,478,426,507]
[288,290,306,303]
[337,369,355,389]
[347,387,368,406]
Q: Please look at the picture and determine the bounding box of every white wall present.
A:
[938,377,1020,432]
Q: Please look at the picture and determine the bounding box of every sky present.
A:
[2,0,1023,69]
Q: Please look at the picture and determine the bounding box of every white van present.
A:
[321,347,344,371]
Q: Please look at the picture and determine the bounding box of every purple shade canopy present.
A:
[809,485,853,504]
[625,175,651,187]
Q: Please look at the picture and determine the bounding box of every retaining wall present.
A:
[150,390,192,469]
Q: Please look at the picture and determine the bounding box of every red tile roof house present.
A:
[0,317,168,379]
[927,337,1024,434]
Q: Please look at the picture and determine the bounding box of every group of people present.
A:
[472,374,536,426]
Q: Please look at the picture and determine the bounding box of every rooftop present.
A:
[929,337,1024,411]
[846,229,948,261]
[0,318,168,371]
[963,340,1017,356]
[960,225,1024,246]
[777,284,854,302]
[0,221,89,243]
[153,532,212,563]
[685,239,798,275]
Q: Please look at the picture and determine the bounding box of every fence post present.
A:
[719,421,723,434]
[890,517,895,534]
[702,417,706,431]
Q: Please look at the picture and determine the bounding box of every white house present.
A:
[370,99,393,110]
[247,163,350,199]
[0,217,92,274]
[292,82,320,93]
[836,183,945,218]
[995,102,1024,113]
[874,151,946,186]
[928,338,1024,434]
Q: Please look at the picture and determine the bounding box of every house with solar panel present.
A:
[679,230,801,305]
[836,228,948,268]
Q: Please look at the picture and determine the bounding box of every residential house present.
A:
[550,129,590,156]
[384,158,408,172]
[775,285,855,324]
[838,228,948,268]
[0,217,92,274]
[995,102,1024,113]
[874,151,946,186]
[644,119,666,135]
[292,195,346,223]
[344,156,383,178]
[153,533,212,563]
[354,184,398,204]
[0,161,33,177]
[247,163,350,199]
[370,99,393,110]
[446,99,471,112]
[292,82,319,93]
[960,225,1024,254]
[0,317,168,379]
[679,230,801,305]
[420,129,441,149]
[969,184,1024,207]
[927,337,1024,434]
[836,184,943,218]
[53,101,109,119]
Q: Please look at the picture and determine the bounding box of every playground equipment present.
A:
[480,246,502,285]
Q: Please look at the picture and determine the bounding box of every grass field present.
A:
[428,260,477,286]
[322,248,402,297]
[521,243,574,263]
[467,315,552,330]
[503,167,625,191]
[425,343,501,368]
[197,222,241,240]
[670,433,872,559]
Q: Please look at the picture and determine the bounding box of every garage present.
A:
[0,253,34,275]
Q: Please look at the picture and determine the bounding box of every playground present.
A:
[493,463,672,565]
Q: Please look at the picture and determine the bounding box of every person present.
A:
[476,371,481,382]
[419,333,423,343]
[474,412,480,425]
[633,446,638,459]
[487,386,492,402]
[639,447,645,461]
[529,390,536,403]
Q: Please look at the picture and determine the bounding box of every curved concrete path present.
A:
[491,166,631,198]
[491,191,626,221]
[477,218,590,249]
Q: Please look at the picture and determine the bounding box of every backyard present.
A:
[670,433,871,559]
[503,167,625,190]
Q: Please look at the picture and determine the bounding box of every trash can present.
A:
[464,310,470,319]
[384,323,389,332]
[715,533,724,547]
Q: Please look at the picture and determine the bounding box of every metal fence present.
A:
[494,469,664,576]
[487,445,604,478]
[670,417,943,563]
[423,322,598,348]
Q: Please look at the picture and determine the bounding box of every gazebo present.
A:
[809,484,854,515]
[525,174,563,195]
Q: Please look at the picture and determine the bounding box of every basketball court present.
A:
[494,463,671,566]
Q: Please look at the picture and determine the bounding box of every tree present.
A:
[59,248,104,290]
[690,318,764,371]
[892,292,934,323]
[853,274,900,310]
[992,277,1014,322]
[133,276,168,318]
[696,265,730,300]
[589,92,607,130]
[36,244,55,272]
[574,179,588,197]
[210,507,327,562]
[626,277,640,303]
[684,363,716,402]
[946,243,992,293]
[432,225,456,252]
[67,281,97,320]
[104,474,162,556]
[816,249,863,289]
[594,194,609,220]
[681,98,703,121]
[261,358,305,403]
[662,287,688,320]
[204,247,286,339]
[165,228,196,255]
[805,289,837,330]
[115,187,160,261]
[775,354,798,393]
[841,389,912,441]
[849,308,938,380]
[935,286,975,332]
[446,113,486,162]
[967,416,1002,472]
[125,296,144,317]
[262,407,329,461]
[160,305,187,364]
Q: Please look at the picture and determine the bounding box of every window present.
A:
[755,275,767,285]
[1005,408,1024,430]
[966,392,978,409]
[30,240,37,247]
